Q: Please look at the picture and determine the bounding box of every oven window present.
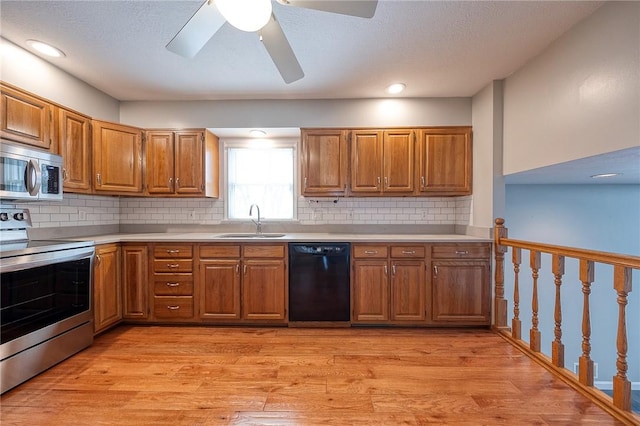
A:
[1,258,91,344]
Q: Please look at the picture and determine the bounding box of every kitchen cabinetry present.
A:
[1,83,52,149]
[198,244,242,320]
[351,244,426,323]
[300,128,348,197]
[145,130,219,197]
[350,129,415,195]
[197,243,287,323]
[92,120,143,194]
[122,244,149,320]
[93,244,122,334]
[150,244,194,321]
[417,127,472,196]
[56,107,92,193]
[430,243,491,324]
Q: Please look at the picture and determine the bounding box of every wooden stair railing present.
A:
[493,218,639,425]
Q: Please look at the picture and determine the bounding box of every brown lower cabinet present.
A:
[115,241,489,327]
[197,243,287,323]
[93,244,122,334]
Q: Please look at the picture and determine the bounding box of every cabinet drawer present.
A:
[153,245,193,259]
[153,259,193,272]
[353,245,388,259]
[390,245,425,258]
[431,244,491,259]
[153,296,193,319]
[199,245,241,259]
[153,275,193,296]
[243,244,285,258]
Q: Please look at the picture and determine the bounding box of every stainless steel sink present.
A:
[218,233,286,239]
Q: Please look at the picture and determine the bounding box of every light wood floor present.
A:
[1,326,623,425]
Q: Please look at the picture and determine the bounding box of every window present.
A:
[226,143,295,220]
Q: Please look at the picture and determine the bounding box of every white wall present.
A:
[502,1,640,175]
[0,38,120,121]
[119,98,471,129]
[471,81,504,229]
[504,184,640,384]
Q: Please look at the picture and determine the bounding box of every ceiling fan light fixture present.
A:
[216,0,272,32]
[386,83,406,94]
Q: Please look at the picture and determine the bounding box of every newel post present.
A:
[494,218,508,328]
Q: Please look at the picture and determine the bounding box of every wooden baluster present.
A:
[511,248,522,340]
[612,265,632,411]
[579,259,594,386]
[494,218,508,329]
[529,251,541,352]
[551,254,565,368]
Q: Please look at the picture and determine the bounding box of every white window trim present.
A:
[222,138,298,222]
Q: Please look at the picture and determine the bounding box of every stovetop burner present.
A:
[0,208,94,258]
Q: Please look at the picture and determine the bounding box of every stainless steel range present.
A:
[0,208,95,394]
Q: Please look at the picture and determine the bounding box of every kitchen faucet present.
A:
[249,204,262,234]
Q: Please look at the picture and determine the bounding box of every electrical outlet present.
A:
[188,210,196,220]
[78,210,87,221]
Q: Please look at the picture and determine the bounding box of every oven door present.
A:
[0,246,94,360]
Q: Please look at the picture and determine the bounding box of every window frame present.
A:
[223,138,298,222]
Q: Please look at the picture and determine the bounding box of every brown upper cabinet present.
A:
[300,128,348,197]
[145,130,219,197]
[1,83,53,150]
[92,120,143,194]
[56,107,92,193]
[350,129,415,195]
[417,127,472,196]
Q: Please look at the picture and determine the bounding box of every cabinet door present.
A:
[383,129,414,193]
[92,120,143,193]
[122,244,148,320]
[300,129,348,196]
[174,131,204,195]
[145,131,175,194]
[418,128,471,195]
[352,260,389,321]
[94,244,122,333]
[431,260,490,323]
[242,259,286,321]
[58,108,91,193]
[391,260,426,321]
[1,84,52,149]
[199,259,241,320]
[350,130,383,194]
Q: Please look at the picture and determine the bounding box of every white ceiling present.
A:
[2,0,636,185]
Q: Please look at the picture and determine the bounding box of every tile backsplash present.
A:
[3,194,472,229]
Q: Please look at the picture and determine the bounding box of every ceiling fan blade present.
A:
[166,0,226,58]
[260,14,304,84]
[281,0,378,18]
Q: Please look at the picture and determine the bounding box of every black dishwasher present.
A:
[288,243,350,322]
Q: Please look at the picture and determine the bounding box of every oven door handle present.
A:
[26,159,41,196]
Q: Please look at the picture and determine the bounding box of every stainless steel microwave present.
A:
[0,141,63,201]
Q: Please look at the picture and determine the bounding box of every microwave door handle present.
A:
[27,159,41,196]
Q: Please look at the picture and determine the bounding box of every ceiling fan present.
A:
[166,0,378,84]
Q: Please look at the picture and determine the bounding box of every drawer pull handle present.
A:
[455,250,469,255]
[384,264,388,275]
[401,250,416,255]
[166,249,180,254]
[434,265,438,276]
[167,263,180,269]
[167,305,180,310]
[166,282,180,287]
[364,250,378,255]
[391,265,396,276]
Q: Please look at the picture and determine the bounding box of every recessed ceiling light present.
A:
[591,173,621,178]
[26,39,65,57]
[250,129,267,138]
[386,83,406,94]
